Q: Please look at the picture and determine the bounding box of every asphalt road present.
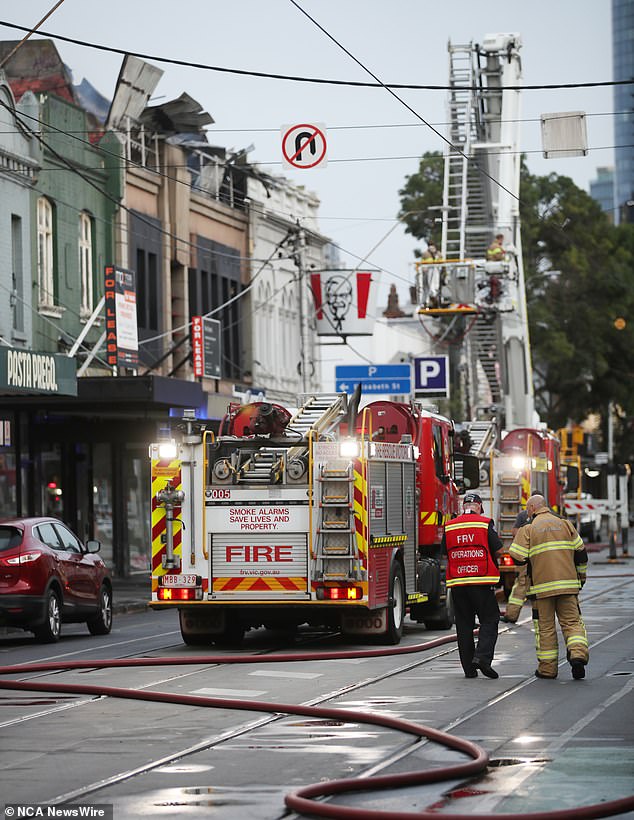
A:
[0,552,633,820]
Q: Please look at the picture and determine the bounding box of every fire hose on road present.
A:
[0,633,632,819]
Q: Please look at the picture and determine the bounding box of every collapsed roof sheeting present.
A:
[140,92,214,136]
[105,54,163,131]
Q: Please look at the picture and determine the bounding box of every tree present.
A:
[519,164,634,432]
[398,151,444,254]
[398,156,634,457]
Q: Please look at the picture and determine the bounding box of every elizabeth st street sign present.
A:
[335,357,449,399]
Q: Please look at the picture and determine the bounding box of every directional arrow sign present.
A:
[336,379,411,396]
[336,364,412,396]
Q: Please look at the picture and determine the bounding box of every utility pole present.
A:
[290,223,310,393]
[607,401,618,559]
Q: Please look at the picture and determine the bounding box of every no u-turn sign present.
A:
[281,123,327,169]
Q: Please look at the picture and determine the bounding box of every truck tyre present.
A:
[215,621,245,647]
[384,561,405,645]
[424,588,454,630]
[179,610,213,646]
[181,630,212,647]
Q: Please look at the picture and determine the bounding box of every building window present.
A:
[79,211,94,318]
[136,248,159,331]
[189,238,242,381]
[11,215,24,333]
[37,197,54,309]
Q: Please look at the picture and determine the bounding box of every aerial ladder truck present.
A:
[414,33,567,593]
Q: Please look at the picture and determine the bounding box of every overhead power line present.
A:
[0,2,66,67]
[0,19,629,92]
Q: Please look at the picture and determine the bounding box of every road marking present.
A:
[249,670,322,679]
[192,687,266,697]
[546,675,634,753]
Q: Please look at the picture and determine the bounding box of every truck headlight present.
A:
[340,440,359,458]
[158,440,178,460]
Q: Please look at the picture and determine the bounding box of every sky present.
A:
[0,0,614,378]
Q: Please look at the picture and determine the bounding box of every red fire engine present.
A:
[489,427,565,594]
[150,394,479,646]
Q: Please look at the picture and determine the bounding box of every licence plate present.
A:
[161,573,198,587]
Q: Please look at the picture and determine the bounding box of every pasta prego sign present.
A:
[0,348,77,395]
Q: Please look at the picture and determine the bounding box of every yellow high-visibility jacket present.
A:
[509,506,587,598]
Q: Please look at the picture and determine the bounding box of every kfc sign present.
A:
[310,270,380,336]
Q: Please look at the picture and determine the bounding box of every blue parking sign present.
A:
[413,355,449,396]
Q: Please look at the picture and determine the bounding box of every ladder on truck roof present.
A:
[465,419,498,459]
[232,394,348,485]
[288,393,348,439]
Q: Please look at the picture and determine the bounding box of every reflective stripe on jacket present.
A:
[444,513,500,587]
[509,507,587,598]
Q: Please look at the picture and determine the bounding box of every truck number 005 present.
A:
[208,489,231,499]
[349,616,384,630]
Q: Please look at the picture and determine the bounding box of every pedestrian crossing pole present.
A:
[607,402,618,561]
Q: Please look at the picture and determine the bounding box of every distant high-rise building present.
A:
[589,166,616,220]
[613,0,634,223]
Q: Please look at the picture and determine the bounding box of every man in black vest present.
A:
[442,493,504,678]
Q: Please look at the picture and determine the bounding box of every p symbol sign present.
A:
[414,355,449,396]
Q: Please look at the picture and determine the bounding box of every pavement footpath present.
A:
[112,574,151,614]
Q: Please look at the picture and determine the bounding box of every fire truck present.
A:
[489,427,565,594]
[413,33,569,594]
[150,393,479,646]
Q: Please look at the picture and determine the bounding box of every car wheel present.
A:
[87,585,113,635]
[384,561,405,645]
[34,589,61,643]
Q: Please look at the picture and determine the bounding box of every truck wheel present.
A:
[179,610,212,646]
[181,630,213,647]
[215,621,245,647]
[384,562,405,645]
[424,589,454,630]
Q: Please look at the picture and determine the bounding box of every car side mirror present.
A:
[453,453,480,492]
[85,539,101,553]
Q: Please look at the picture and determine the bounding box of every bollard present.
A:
[622,527,630,557]
[608,531,618,560]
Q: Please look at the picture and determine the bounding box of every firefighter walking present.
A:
[510,494,589,680]
[503,509,530,623]
[443,492,504,679]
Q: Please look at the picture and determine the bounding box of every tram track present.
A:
[0,576,632,818]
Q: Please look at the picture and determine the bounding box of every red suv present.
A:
[0,517,112,642]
